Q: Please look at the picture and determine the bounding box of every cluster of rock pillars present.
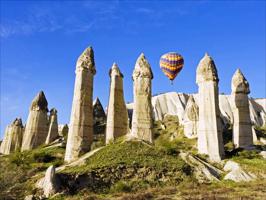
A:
[0,46,254,163]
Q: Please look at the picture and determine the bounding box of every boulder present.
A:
[223,160,256,182]
[36,165,59,197]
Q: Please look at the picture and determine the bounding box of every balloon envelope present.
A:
[159,52,184,81]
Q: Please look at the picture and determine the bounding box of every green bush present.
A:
[111,181,132,193]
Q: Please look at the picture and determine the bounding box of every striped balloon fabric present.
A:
[159,52,184,82]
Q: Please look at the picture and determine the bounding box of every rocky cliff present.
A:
[127,92,266,128]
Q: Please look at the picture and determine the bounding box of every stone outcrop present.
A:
[21,91,49,151]
[106,63,129,144]
[0,118,24,154]
[196,53,224,161]
[65,46,96,162]
[134,92,266,130]
[45,108,59,144]
[183,96,199,138]
[36,165,60,197]
[223,161,256,182]
[131,53,153,143]
[93,97,106,136]
[231,69,253,148]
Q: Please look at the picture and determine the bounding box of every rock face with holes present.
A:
[196,53,224,162]
[231,69,253,148]
[131,54,154,143]
[183,96,199,139]
[45,108,59,144]
[65,46,96,162]
[106,63,128,144]
[0,118,24,154]
[21,91,49,151]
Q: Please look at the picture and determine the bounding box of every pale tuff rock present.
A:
[65,47,96,162]
[196,53,225,162]
[58,124,68,137]
[131,53,154,143]
[36,165,59,197]
[231,69,253,148]
[147,92,265,129]
[183,96,199,138]
[223,160,256,182]
[45,108,59,144]
[0,118,23,154]
[106,63,128,144]
[180,152,222,183]
[93,97,106,135]
[21,91,49,151]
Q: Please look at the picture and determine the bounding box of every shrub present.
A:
[111,181,132,193]
[33,151,55,162]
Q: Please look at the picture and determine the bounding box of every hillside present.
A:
[1,116,266,200]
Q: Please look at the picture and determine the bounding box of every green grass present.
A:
[63,141,188,174]
[0,146,65,199]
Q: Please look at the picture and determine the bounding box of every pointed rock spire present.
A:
[106,63,128,143]
[196,53,219,83]
[45,108,59,144]
[133,53,153,79]
[0,118,24,154]
[109,62,123,77]
[196,53,224,161]
[30,91,48,111]
[76,46,96,74]
[21,91,49,151]
[231,68,250,94]
[131,53,154,143]
[231,69,253,148]
[65,46,96,162]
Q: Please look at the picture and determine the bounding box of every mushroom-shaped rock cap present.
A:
[196,53,219,84]
[76,46,96,74]
[231,69,250,94]
[133,53,153,79]
[50,108,57,115]
[109,63,123,77]
[12,118,23,127]
[30,91,48,111]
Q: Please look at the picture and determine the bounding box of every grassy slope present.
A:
[1,116,266,200]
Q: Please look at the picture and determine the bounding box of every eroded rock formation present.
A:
[45,108,59,144]
[196,53,224,161]
[65,46,96,162]
[106,63,128,144]
[93,97,106,136]
[183,96,199,139]
[231,69,253,148]
[0,118,24,154]
[21,91,49,151]
[131,53,153,143]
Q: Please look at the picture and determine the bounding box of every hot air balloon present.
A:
[159,52,184,84]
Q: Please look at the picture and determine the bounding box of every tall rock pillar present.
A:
[0,118,24,154]
[106,63,129,144]
[45,108,59,144]
[196,53,224,161]
[21,91,49,151]
[131,53,153,143]
[65,46,96,162]
[231,69,253,148]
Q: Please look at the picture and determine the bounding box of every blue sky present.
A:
[0,0,265,139]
